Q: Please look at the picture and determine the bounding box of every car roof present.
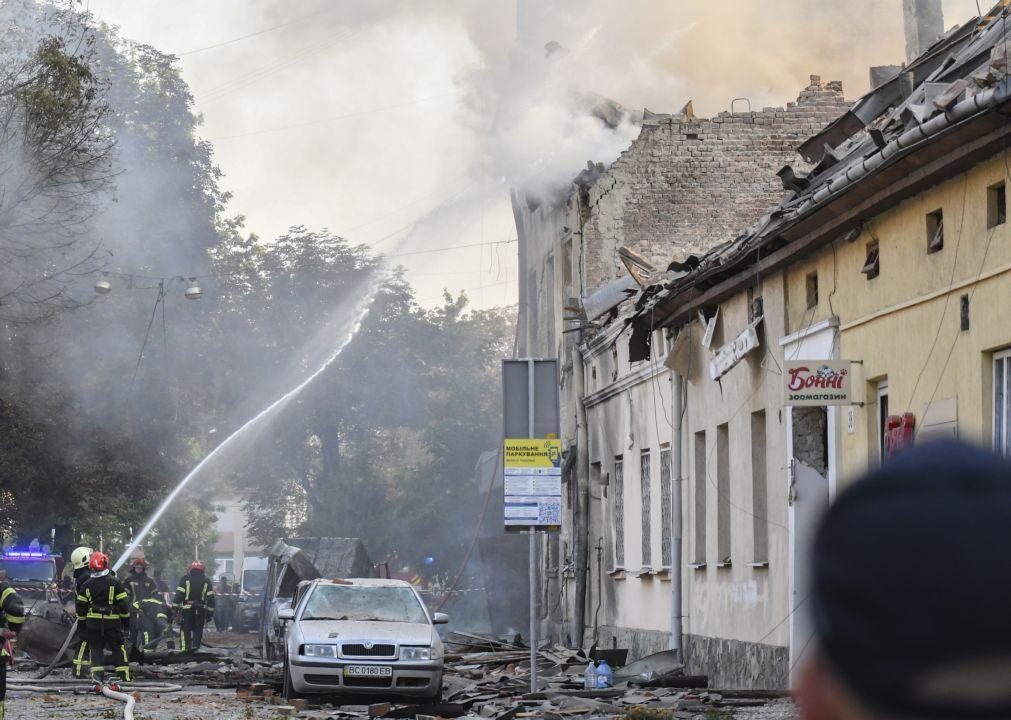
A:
[313,577,413,589]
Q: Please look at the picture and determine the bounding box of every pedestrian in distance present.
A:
[174,560,215,651]
[214,574,233,632]
[77,552,131,685]
[796,440,1011,720]
[69,546,93,679]
[0,569,26,720]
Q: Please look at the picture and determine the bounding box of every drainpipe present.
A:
[573,340,590,647]
[670,370,684,661]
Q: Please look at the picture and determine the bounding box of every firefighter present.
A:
[69,545,93,678]
[1,569,25,720]
[125,558,167,657]
[174,560,215,651]
[77,552,131,684]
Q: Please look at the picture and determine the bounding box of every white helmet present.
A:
[70,546,94,570]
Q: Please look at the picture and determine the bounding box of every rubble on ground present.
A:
[7,631,795,719]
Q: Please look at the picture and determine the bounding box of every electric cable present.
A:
[176,9,336,56]
[209,92,456,141]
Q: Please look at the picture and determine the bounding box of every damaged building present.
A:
[512,0,1005,692]
[513,78,850,688]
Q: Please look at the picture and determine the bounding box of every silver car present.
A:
[279,578,447,701]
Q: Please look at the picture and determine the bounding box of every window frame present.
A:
[613,456,626,569]
[640,450,652,569]
[660,447,673,569]
[877,381,890,464]
[993,350,1011,456]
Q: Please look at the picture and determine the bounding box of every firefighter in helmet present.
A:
[69,546,93,678]
[174,560,215,651]
[77,552,131,684]
[0,569,26,720]
[125,558,167,657]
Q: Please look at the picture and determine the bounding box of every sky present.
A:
[85,0,982,309]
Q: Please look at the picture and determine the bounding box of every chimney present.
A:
[903,0,943,63]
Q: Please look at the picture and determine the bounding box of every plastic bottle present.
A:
[595,658,613,688]
[583,659,597,690]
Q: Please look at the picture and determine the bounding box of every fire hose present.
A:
[8,678,183,720]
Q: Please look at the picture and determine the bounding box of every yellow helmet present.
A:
[70,546,94,570]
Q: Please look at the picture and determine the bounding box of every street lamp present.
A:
[184,277,202,300]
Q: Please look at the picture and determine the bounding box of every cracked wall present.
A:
[581,76,851,293]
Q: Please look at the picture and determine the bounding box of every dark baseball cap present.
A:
[811,440,1011,719]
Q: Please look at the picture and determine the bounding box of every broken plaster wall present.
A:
[582,77,851,294]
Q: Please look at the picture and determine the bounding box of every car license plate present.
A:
[344,665,393,678]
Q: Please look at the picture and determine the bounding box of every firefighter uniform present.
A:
[174,566,215,651]
[1,579,26,720]
[78,570,132,682]
[72,564,92,678]
[125,569,167,654]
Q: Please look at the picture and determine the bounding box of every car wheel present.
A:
[282,653,301,700]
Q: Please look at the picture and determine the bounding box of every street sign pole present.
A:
[527,359,538,693]
[502,358,559,694]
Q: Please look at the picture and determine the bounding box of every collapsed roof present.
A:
[622,4,1011,347]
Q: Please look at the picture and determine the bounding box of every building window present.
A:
[660,447,673,568]
[988,182,1006,229]
[613,457,625,568]
[994,350,1011,456]
[716,423,731,566]
[562,238,573,286]
[640,450,652,568]
[805,272,818,309]
[862,241,880,279]
[926,209,944,254]
[215,558,234,579]
[693,432,706,565]
[877,381,890,464]
[751,411,768,565]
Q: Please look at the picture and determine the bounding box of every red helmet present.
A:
[130,557,148,570]
[89,552,109,572]
[190,560,205,572]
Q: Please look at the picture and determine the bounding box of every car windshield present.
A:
[243,569,266,594]
[301,584,428,624]
[0,559,55,582]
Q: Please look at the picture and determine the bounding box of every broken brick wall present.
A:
[581,76,851,293]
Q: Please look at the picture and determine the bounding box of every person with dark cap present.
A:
[797,440,1011,720]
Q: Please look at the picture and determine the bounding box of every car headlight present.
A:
[400,646,432,661]
[302,644,337,658]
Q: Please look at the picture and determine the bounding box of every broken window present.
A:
[660,447,672,568]
[562,238,573,286]
[862,241,880,279]
[926,209,944,254]
[640,450,652,568]
[989,182,1006,229]
[716,423,731,566]
[613,456,625,568]
[805,271,819,309]
[751,411,768,566]
[693,432,706,566]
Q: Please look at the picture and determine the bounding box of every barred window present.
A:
[660,448,672,568]
[614,457,625,567]
[640,451,652,568]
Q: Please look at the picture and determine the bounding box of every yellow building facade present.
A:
[784,152,1011,483]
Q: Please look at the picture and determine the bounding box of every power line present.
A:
[209,93,457,141]
[199,30,358,104]
[385,239,515,259]
[175,9,336,57]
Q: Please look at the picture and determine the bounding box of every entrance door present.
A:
[789,459,829,676]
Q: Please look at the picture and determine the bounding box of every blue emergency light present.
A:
[2,549,51,559]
